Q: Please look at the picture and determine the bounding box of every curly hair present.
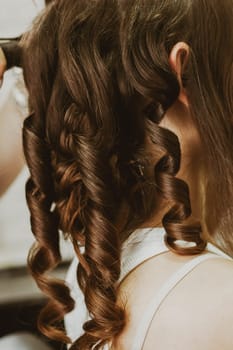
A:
[20,0,233,349]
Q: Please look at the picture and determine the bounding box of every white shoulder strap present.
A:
[131,253,224,350]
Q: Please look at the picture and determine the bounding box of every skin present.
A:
[143,43,207,238]
[0,47,25,196]
[1,44,233,349]
[111,43,233,350]
[0,47,6,83]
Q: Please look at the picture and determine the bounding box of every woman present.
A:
[1,0,233,349]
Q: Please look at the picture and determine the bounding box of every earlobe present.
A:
[169,42,190,107]
[179,90,189,108]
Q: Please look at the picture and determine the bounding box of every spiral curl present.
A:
[22,2,75,343]
[120,0,206,254]
[20,0,233,349]
[23,116,75,342]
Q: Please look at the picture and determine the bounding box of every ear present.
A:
[169,42,190,107]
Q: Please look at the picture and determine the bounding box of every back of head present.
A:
[20,0,233,348]
[119,0,233,248]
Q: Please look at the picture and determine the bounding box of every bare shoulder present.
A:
[143,256,233,350]
[113,253,233,350]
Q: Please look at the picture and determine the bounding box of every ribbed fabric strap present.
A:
[131,253,224,350]
[91,339,110,349]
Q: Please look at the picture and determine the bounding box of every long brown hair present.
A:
[21,0,233,348]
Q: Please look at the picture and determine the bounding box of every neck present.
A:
[141,100,208,237]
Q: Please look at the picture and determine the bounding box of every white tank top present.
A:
[64,227,233,350]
